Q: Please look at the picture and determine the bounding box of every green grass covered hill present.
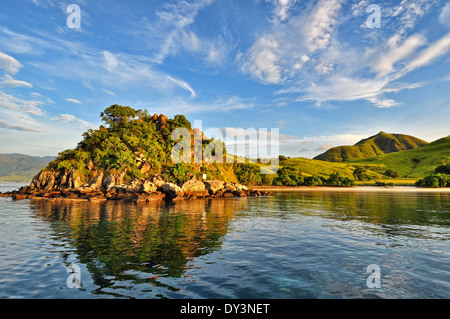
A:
[314,131,429,162]
[354,136,450,178]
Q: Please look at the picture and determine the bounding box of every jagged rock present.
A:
[222,191,234,198]
[203,180,225,195]
[43,191,62,198]
[140,162,151,174]
[152,114,168,130]
[87,159,95,172]
[84,172,104,190]
[181,179,209,198]
[142,181,157,194]
[102,175,116,190]
[46,174,56,191]
[161,182,184,200]
[12,194,28,201]
[224,183,236,192]
[182,179,206,193]
[136,192,165,203]
[233,190,247,197]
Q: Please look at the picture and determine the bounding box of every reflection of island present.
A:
[29,198,249,297]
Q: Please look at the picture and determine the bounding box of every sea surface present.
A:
[0,182,449,299]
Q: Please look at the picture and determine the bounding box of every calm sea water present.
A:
[0,182,449,299]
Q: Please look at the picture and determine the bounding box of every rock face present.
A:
[1,168,271,203]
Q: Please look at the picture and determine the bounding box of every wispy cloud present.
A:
[440,2,450,27]
[152,95,255,115]
[64,98,82,104]
[0,74,33,88]
[145,0,215,64]
[166,76,196,99]
[0,120,42,132]
[0,91,45,116]
[50,113,92,127]
[0,51,23,74]
[243,0,444,108]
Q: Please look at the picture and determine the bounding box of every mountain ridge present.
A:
[314,131,429,162]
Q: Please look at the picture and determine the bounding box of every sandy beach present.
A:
[252,186,450,193]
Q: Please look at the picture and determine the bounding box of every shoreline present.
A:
[252,186,450,193]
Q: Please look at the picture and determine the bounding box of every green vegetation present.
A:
[233,163,262,186]
[278,156,384,179]
[354,136,450,178]
[416,174,450,188]
[435,164,450,175]
[314,131,428,162]
[415,164,450,188]
[353,167,371,181]
[47,104,236,184]
[232,162,355,187]
[384,168,399,178]
[273,166,303,186]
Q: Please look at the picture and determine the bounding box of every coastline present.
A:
[252,186,450,193]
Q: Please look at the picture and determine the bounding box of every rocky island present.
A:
[0,105,271,203]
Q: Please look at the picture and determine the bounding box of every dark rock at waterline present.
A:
[0,170,272,203]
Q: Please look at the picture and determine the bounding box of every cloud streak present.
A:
[0,75,33,88]
[0,51,23,74]
[0,120,42,132]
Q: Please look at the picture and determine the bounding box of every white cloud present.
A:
[372,34,427,76]
[102,89,116,96]
[153,95,254,115]
[0,75,33,88]
[241,0,344,85]
[0,90,45,116]
[65,98,82,104]
[0,120,42,132]
[404,32,450,73]
[241,35,282,84]
[50,114,92,127]
[271,0,297,22]
[301,0,343,53]
[440,2,450,26]
[315,145,332,152]
[103,51,119,71]
[0,51,23,74]
[297,76,422,108]
[351,0,370,17]
[146,0,215,64]
[166,76,197,99]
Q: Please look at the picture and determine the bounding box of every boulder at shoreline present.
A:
[0,170,271,203]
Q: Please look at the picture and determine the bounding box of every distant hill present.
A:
[314,132,429,162]
[0,154,55,182]
[354,136,450,178]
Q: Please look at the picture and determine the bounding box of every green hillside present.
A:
[278,157,385,179]
[354,136,450,178]
[314,131,429,162]
[0,154,55,182]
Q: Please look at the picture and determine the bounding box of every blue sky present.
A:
[0,0,449,157]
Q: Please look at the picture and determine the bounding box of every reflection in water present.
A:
[265,192,450,240]
[21,191,450,299]
[30,198,248,298]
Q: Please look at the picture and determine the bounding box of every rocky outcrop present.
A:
[151,113,168,131]
[0,171,271,203]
